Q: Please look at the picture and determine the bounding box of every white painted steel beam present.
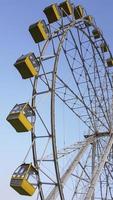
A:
[46,135,95,200]
[84,133,113,200]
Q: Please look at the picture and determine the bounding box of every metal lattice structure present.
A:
[8,1,113,200]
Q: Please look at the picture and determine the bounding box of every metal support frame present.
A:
[46,136,95,200]
[20,3,113,200]
[84,133,113,200]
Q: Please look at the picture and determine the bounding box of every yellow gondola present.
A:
[14,53,38,79]
[106,58,113,67]
[6,103,35,132]
[29,20,49,43]
[74,5,84,20]
[43,4,61,23]
[84,15,93,26]
[10,163,38,196]
[59,0,73,17]
[92,28,101,39]
[100,43,108,53]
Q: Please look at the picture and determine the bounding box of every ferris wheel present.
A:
[7,1,113,200]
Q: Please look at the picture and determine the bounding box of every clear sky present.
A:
[1,0,113,200]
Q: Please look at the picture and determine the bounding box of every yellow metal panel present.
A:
[100,43,108,53]
[7,112,33,132]
[21,179,36,196]
[53,4,61,20]
[18,112,33,132]
[44,4,61,23]
[25,57,37,77]
[84,15,93,26]
[74,5,84,20]
[15,57,37,79]
[106,58,113,67]
[10,178,36,196]
[38,21,48,40]
[59,1,72,17]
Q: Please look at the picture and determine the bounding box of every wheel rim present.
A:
[10,4,113,200]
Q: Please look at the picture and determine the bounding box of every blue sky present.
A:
[1,0,113,199]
